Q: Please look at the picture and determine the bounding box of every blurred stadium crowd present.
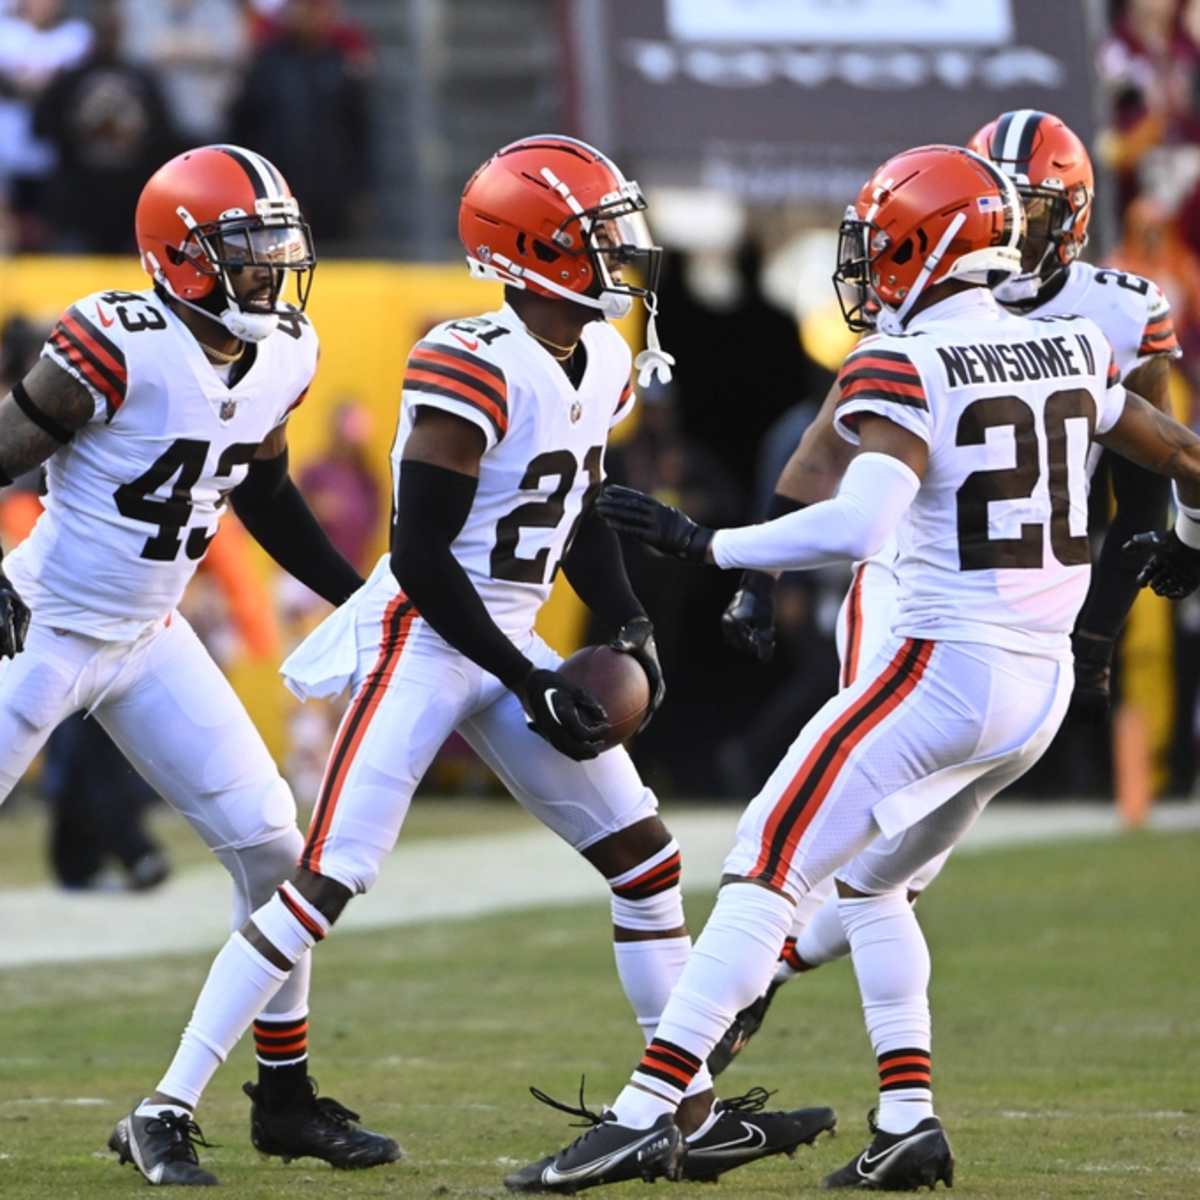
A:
[2,0,1199,889]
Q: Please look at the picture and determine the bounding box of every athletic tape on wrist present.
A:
[12,381,74,444]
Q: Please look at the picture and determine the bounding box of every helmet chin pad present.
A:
[220,305,279,342]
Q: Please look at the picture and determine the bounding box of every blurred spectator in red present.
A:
[296,400,382,573]
[230,0,373,243]
[1107,193,1200,380]
[1098,0,1200,214]
[34,0,176,253]
[0,0,91,250]
[120,0,248,144]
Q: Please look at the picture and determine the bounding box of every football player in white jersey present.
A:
[122,135,836,1191]
[709,110,1186,1076]
[523,142,1200,1191]
[0,145,401,1183]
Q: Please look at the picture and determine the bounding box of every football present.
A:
[557,644,651,749]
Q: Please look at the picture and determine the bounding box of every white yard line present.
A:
[1,802,1196,968]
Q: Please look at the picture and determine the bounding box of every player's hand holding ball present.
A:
[0,564,31,659]
[608,615,665,730]
[597,485,714,562]
[517,667,610,761]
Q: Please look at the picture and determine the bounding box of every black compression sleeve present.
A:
[1074,450,1171,641]
[561,504,645,633]
[231,449,363,606]
[390,459,533,688]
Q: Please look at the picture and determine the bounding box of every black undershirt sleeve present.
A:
[390,459,533,688]
[1074,449,1171,641]
[561,504,645,634]
[230,448,363,606]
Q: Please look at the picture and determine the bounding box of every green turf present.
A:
[0,830,1197,1197]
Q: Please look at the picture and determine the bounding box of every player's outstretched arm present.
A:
[392,408,608,761]
[1070,357,1172,706]
[600,415,925,574]
[721,380,852,662]
[230,424,364,606]
[0,358,92,658]
[1099,389,1200,598]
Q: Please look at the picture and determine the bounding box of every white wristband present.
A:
[1175,508,1200,551]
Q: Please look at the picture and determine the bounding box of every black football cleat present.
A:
[707,979,782,1077]
[684,1087,837,1181]
[108,1106,218,1186]
[243,1079,402,1169]
[503,1082,684,1193]
[823,1113,954,1191]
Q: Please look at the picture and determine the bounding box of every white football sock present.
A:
[840,892,933,1133]
[156,933,287,1107]
[612,882,793,1127]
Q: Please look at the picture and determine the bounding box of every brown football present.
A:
[557,644,651,750]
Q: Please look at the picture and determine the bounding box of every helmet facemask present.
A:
[993,182,1089,305]
[832,210,882,332]
[170,198,316,341]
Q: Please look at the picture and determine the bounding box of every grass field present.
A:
[1,824,1197,1198]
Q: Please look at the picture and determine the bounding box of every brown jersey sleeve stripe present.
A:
[750,638,933,890]
[412,341,506,388]
[50,315,128,417]
[404,373,507,442]
[65,306,126,373]
[301,596,417,874]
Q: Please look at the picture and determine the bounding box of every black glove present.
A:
[609,615,665,732]
[0,564,31,660]
[1124,529,1200,600]
[596,485,714,562]
[721,570,778,662]
[517,667,610,761]
[1069,630,1114,716]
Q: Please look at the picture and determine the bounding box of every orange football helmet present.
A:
[834,144,1024,334]
[135,144,315,342]
[459,134,672,382]
[967,110,1093,303]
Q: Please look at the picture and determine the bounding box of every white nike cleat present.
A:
[823,1113,954,1191]
[108,1106,218,1186]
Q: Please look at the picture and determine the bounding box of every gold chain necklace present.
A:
[528,329,579,362]
[204,341,246,365]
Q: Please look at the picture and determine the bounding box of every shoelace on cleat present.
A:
[144,1112,214,1164]
[528,1078,617,1155]
[716,1086,776,1115]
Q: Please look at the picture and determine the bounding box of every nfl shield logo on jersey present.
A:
[219,398,237,421]
[569,399,582,423]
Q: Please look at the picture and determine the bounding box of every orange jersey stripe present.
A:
[752,639,933,887]
[842,564,866,688]
[303,596,416,872]
[410,346,508,404]
[404,366,508,434]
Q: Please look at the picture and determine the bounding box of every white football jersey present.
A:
[834,288,1127,658]
[860,261,1180,581]
[5,287,317,639]
[373,302,634,638]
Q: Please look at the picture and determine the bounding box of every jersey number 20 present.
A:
[956,388,1095,571]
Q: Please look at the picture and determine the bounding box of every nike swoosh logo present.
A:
[96,304,115,328]
[857,1129,937,1178]
[543,688,565,725]
[541,1130,665,1184]
[690,1121,767,1158]
[450,331,479,350]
